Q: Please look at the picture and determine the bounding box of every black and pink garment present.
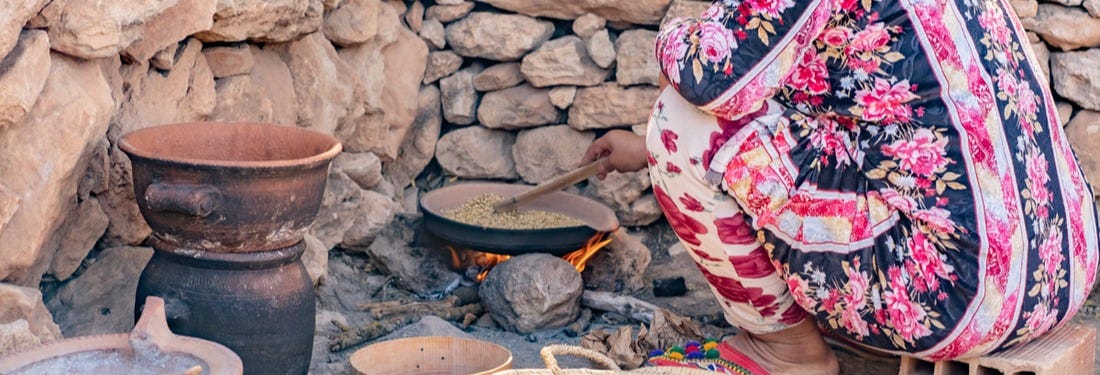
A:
[648,0,1100,360]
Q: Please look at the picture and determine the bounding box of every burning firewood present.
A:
[580,290,662,323]
[329,302,484,352]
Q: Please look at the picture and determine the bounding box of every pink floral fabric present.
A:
[651,0,1100,361]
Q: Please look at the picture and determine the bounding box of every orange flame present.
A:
[448,232,612,282]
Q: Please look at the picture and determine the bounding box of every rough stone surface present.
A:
[336,43,384,129]
[45,246,153,337]
[513,125,595,184]
[582,228,651,293]
[586,29,616,69]
[0,319,48,355]
[436,126,518,179]
[661,0,711,27]
[1087,0,1100,17]
[203,44,255,78]
[365,216,461,297]
[440,65,482,125]
[0,284,61,344]
[0,30,50,129]
[250,45,299,126]
[426,1,475,23]
[479,84,563,130]
[366,27,428,158]
[550,86,578,109]
[196,0,324,43]
[323,0,391,46]
[475,0,673,25]
[40,0,176,58]
[0,53,113,282]
[1057,101,1074,126]
[479,254,582,334]
[406,1,425,32]
[585,170,652,222]
[48,198,109,281]
[420,18,447,50]
[210,75,275,123]
[1011,0,1038,18]
[0,185,18,235]
[1022,4,1100,51]
[334,152,384,190]
[445,12,555,61]
[122,0,218,62]
[113,39,215,141]
[572,13,607,39]
[0,0,48,60]
[385,85,442,189]
[1051,50,1100,110]
[1066,110,1100,197]
[98,146,153,248]
[1045,0,1083,5]
[522,36,611,87]
[278,32,357,136]
[302,234,328,286]
[473,63,525,92]
[616,29,660,86]
[312,172,367,250]
[1029,34,1050,87]
[150,44,177,70]
[339,190,400,251]
[424,51,463,84]
[569,84,660,130]
[620,193,663,226]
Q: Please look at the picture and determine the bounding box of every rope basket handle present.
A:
[539,345,622,374]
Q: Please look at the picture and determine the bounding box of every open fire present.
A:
[448,232,613,281]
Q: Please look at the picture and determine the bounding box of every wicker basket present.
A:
[497,345,718,375]
[350,336,513,375]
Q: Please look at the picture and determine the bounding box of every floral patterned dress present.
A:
[648,0,1100,360]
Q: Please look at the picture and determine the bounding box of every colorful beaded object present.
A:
[646,338,770,375]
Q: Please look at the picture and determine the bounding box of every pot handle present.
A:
[144,183,221,218]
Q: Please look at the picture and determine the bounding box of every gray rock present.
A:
[0,283,60,349]
[440,66,483,125]
[572,13,607,39]
[445,12,555,61]
[150,44,177,70]
[513,125,595,184]
[334,152,383,190]
[475,0,673,25]
[1028,34,1050,88]
[1042,0,1082,5]
[38,0,175,58]
[661,0,711,28]
[1057,101,1074,126]
[473,62,525,92]
[385,85,443,189]
[426,1,475,23]
[98,146,153,248]
[616,29,661,86]
[0,185,18,237]
[522,36,610,87]
[586,29,617,69]
[113,39,215,142]
[621,193,663,226]
[0,0,48,61]
[582,228,651,293]
[121,0,218,62]
[585,170,651,220]
[46,246,153,337]
[420,18,447,49]
[311,172,368,250]
[203,44,255,78]
[479,254,582,334]
[210,75,275,123]
[323,0,389,46]
[0,30,50,129]
[550,86,578,109]
[406,1,425,32]
[1010,0,1038,18]
[365,216,461,297]
[569,84,660,130]
[1087,0,1100,17]
[343,27,428,158]
[1066,110,1100,196]
[48,197,109,281]
[250,45,299,126]
[424,51,464,84]
[436,126,518,179]
[339,190,400,251]
[1052,50,1100,110]
[196,0,324,43]
[1022,4,1100,51]
[302,234,329,286]
[478,84,563,130]
[277,32,357,136]
[0,319,48,355]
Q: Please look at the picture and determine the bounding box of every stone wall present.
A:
[0,0,1096,355]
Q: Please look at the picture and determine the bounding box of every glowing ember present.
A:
[449,232,611,282]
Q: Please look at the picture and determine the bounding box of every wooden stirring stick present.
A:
[492,157,605,213]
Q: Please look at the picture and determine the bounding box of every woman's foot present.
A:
[725,319,839,375]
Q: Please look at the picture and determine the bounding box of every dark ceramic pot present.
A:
[119,122,341,253]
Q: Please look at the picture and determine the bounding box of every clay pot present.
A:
[0,297,242,375]
[119,122,341,253]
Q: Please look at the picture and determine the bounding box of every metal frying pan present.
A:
[419,182,620,256]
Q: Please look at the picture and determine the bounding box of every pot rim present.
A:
[118,122,342,170]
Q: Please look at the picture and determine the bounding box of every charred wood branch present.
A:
[581,290,662,323]
[329,303,483,352]
[564,308,593,337]
[359,295,461,319]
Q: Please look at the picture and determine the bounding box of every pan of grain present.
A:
[419,182,620,256]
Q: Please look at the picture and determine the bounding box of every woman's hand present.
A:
[582,130,649,180]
